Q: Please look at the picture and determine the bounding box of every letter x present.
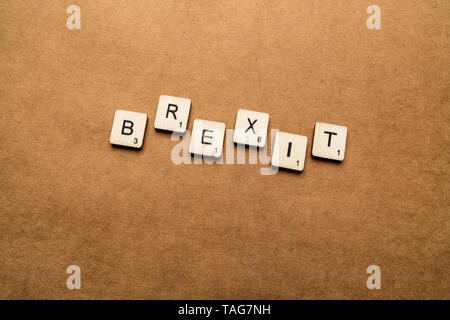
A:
[245,118,257,134]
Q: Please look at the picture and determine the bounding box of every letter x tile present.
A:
[233,109,269,147]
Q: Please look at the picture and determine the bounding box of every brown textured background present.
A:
[1,0,449,299]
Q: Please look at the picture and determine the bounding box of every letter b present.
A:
[121,120,134,135]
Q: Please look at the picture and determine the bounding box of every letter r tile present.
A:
[154,95,191,133]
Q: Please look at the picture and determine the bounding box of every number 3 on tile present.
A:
[133,138,138,144]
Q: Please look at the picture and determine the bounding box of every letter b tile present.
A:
[110,110,147,148]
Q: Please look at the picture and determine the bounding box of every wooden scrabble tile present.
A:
[154,95,191,133]
[110,110,147,148]
[189,119,225,158]
[271,131,308,171]
[312,122,347,161]
[233,109,269,147]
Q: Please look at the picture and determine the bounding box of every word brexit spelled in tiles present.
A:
[109,95,348,173]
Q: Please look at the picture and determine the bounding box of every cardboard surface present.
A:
[1,0,449,299]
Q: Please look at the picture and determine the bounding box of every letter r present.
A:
[166,104,178,119]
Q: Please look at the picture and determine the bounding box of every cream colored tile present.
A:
[154,95,191,133]
[312,122,347,161]
[233,109,269,147]
[189,119,225,158]
[271,131,307,171]
[110,110,147,148]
